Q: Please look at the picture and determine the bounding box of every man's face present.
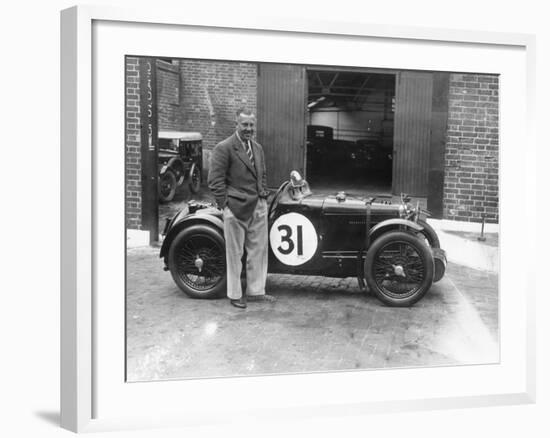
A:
[236,113,256,141]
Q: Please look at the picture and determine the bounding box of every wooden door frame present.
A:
[257,63,308,187]
[427,73,450,219]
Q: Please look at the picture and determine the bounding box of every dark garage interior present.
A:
[306,70,396,195]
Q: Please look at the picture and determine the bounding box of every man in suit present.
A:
[208,108,276,309]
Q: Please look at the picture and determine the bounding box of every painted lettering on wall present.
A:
[146,61,154,151]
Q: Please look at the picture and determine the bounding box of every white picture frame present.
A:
[60,5,536,433]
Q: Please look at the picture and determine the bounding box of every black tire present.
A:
[159,170,177,203]
[188,164,201,194]
[167,224,226,299]
[364,231,434,307]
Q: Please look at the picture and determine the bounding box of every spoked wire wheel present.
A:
[364,231,434,306]
[168,224,226,299]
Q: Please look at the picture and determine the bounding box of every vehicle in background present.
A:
[306,125,392,178]
[157,131,202,203]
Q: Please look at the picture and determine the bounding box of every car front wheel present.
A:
[167,224,226,299]
[364,231,434,307]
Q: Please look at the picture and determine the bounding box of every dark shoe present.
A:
[230,299,247,309]
[247,294,277,303]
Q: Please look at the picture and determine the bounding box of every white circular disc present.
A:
[269,212,318,266]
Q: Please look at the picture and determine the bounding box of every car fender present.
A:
[368,218,423,243]
[159,210,224,259]
[160,156,184,175]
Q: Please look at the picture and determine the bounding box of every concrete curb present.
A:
[427,219,499,273]
[430,218,499,234]
[127,229,150,248]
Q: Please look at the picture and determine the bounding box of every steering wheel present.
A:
[268,180,290,218]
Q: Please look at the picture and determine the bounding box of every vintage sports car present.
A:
[159,171,447,306]
[157,131,203,203]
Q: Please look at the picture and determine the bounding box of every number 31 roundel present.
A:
[269,212,318,266]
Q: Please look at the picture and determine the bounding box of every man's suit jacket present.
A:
[207,133,269,221]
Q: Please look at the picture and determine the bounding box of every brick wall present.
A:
[126,57,142,229]
[177,60,257,169]
[126,58,257,230]
[157,60,183,130]
[443,73,499,223]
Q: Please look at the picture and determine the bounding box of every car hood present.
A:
[322,194,400,216]
[279,191,401,217]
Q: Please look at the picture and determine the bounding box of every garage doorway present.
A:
[306,69,396,195]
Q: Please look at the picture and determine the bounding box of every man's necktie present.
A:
[246,141,254,167]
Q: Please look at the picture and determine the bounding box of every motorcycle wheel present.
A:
[158,170,177,203]
[168,224,226,299]
[188,164,201,194]
[364,231,434,307]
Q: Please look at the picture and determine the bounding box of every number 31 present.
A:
[277,224,303,256]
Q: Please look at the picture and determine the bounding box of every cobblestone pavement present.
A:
[126,246,499,382]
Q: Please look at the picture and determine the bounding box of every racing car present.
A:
[159,171,447,306]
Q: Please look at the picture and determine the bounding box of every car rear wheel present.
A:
[167,224,226,299]
[188,163,201,194]
[159,170,177,203]
[364,231,434,307]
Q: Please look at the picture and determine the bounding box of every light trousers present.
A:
[223,199,268,300]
